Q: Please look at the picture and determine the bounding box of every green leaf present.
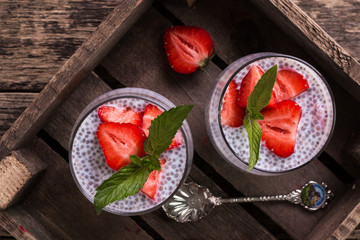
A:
[243,114,262,170]
[247,109,264,120]
[246,65,277,112]
[94,162,151,214]
[144,105,193,158]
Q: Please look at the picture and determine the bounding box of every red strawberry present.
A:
[96,123,146,171]
[141,159,166,200]
[142,104,163,136]
[258,100,302,158]
[221,80,245,127]
[238,65,277,108]
[273,69,309,102]
[142,104,184,150]
[164,25,215,74]
[98,106,142,127]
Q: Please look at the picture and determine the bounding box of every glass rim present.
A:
[68,87,193,216]
[210,52,336,175]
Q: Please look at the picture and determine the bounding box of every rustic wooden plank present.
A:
[0,225,11,237]
[305,181,360,240]
[347,225,360,240]
[159,0,360,179]
[294,0,360,62]
[248,0,360,103]
[1,138,153,240]
[99,7,346,239]
[0,148,47,210]
[0,0,153,160]
[44,72,277,239]
[0,93,37,138]
[0,0,119,91]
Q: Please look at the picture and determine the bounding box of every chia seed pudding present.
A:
[69,88,193,215]
[205,53,335,175]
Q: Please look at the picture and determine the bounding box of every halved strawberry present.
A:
[98,106,142,127]
[238,65,277,108]
[258,100,302,158]
[140,159,166,200]
[221,80,245,127]
[164,25,215,74]
[273,69,309,102]
[96,122,146,171]
[142,104,184,150]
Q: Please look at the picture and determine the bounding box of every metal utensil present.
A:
[162,181,333,223]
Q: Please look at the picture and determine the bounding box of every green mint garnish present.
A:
[94,105,193,214]
[144,105,194,158]
[244,65,277,170]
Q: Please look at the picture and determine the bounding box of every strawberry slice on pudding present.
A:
[273,69,309,102]
[258,100,302,158]
[141,159,166,200]
[96,122,146,171]
[98,106,142,127]
[221,79,245,127]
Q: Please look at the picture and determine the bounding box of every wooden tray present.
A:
[1,0,360,239]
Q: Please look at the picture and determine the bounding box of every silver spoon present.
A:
[162,181,333,223]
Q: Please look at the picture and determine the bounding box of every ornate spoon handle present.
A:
[215,189,302,205]
[213,181,333,211]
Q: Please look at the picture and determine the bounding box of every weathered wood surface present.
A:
[0,148,47,210]
[294,0,360,63]
[99,7,348,239]
[0,0,119,91]
[43,72,276,239]
[249,0,360,103]
[0,0,153,160]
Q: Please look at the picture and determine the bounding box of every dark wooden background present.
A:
[0,0,359,239]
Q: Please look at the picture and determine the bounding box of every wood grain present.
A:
[0,0,119,91]
[1,138,153,240]
[294,0,360,62]
[99,7,346,239]
[160,0,360,178]
[248,0,360,103]
[0,93,37,138]
[43,72,276,239]
[0,149,46,210]
[0,225,11,237]
[0,0,153,159]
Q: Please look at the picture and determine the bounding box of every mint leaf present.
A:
[243,65,277,170]
[244,114,262,170]
[246,65,277,112]
[94,162,152,214]
[144,105,193,158]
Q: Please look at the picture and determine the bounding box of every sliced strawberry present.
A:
[238,65,277,108]
[140,159,166,200]
[96,123,146,171]
[273,69,309,102]
[98,106,142,127]
[164,25,214,74]
[142,104,163,136]
[258,100,302,158]
[221,80,245,127]
[142,104,184,150]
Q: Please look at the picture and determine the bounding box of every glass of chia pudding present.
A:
[69,88,193,215]
[205,52,335,175]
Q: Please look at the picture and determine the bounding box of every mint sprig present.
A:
[94,105,193,214]
[244,65,277,170]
